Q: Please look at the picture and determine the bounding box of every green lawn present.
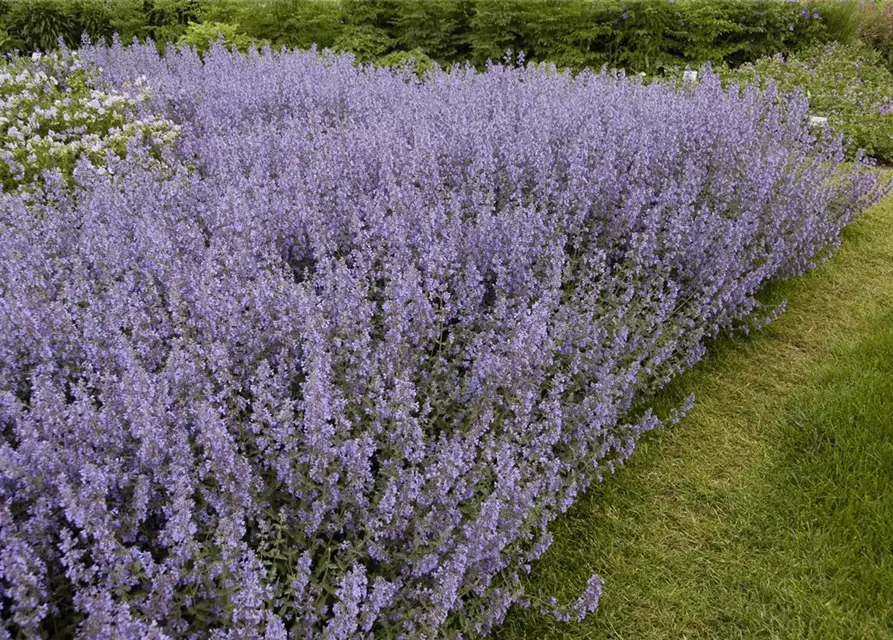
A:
[496,177,893,639]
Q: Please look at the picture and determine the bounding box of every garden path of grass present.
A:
[496,179,893,639]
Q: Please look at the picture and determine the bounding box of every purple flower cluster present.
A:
[0,40,885,638]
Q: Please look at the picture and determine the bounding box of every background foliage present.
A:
[725,42,893,164]
[0,0,884,73]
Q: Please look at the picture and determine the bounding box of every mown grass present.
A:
[496,177,893,639]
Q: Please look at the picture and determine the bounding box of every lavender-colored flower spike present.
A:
[573,574,605,621]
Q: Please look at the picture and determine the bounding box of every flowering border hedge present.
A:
[0,41,886,638]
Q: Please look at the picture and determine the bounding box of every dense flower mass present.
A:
[0,40,886,639]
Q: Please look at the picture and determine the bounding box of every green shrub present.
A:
[375,46,436,75]
[390,0,473,64]
[465,0,829,75]
[199,0,342,50]
[144,0,202,30]
[333,23,394,62]
[468,0,543,66]
[0,0,203,53]
[713,0,826,67]
[0,0,843,74]
[0,26,23,53]
[728,42,893,163]
[105,0,155,44]
[177,20,254,54]
[142,0,201,50]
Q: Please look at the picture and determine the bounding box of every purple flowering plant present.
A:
[0,39,887,639]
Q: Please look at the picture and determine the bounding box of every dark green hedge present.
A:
[0,0,867,73]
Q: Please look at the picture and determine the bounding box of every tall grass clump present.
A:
[0,41,887,638]
[809,0,864,44]
[858,0,893,70]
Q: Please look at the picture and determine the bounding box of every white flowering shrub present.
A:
[0,50,180,193]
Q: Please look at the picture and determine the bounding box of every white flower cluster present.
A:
[0,51,180,192]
